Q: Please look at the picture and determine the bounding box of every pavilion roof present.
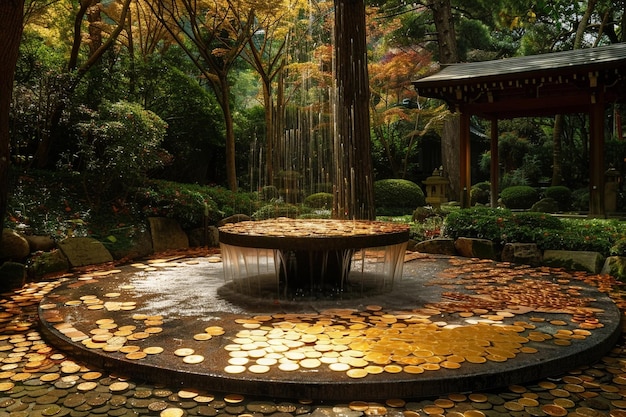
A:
[412,43,626,118]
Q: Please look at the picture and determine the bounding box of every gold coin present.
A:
[119,345,140,353]
[386,399,406,408]
[77,381,98,391]
[469,393,488,403]
[145,327,163,334]
[194,333,212,341]
[40,373,60,382]
[541,404,567,417]
[160,408,185,417]
[300,358,321,369]
[126,351,147,360]
[82,371,102,380]
[434,399,455,408]
[423,406,445,415]
[464,410,485,417]
[403,365,424,374]
[329,362,350,372]
[278,362,299,371]
[364,365,384,374]
[346,368,368,378]
[109,381,130,392]
[177,389,200,399]
[554,398,575,409]
[144,346,164,355]
[174,348,194,357]
[183,355,205,364]
[248,364,270,374]
[224,365,246,374]
[384,364,403,373]
[349,401,370,411]
[224,393,245,403]
[228,357,249,366]
[0,382,14,392]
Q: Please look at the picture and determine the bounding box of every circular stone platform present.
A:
[38,254,621,401]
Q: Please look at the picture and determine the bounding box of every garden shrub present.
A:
[443,207,510,241]
[303,192,333,209]
[470,181,491,205]
[204,187,258,217]
[572,188,590,211]
[500,185,538,209]
[62,100,169,205]
[530,198,559,213]
[261,186,279,201]
[443,207,564,247]
[374,179,426,216]
[252,203,301,220]
[543,186,572,211]
[610,238,626,256]
[136,180,221,229]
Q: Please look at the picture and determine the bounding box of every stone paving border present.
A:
[36,255,621,401]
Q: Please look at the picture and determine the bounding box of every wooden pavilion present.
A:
[413,43,626,216]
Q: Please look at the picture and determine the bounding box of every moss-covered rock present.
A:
[0,262,26,291]
[29,250,70,279]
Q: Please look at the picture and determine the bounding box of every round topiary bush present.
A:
[470,181,491,205]
[303,192,333,209]
[374,179,426,216]
[543,185,572,212]
[500,185,538,210]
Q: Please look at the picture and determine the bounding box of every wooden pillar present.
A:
[459,112,471,208]
[588,102,605,216]
[490,118,499,207]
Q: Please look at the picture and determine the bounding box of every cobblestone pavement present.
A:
[1,251,626,417]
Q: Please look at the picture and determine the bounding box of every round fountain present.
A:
[219,218,410,298]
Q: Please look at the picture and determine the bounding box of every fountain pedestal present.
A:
[218,218,410,297]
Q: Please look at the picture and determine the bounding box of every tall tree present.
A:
[30,0,132,168]
[333,0,375,219]
[239,0,306,188]
[0,0,26,234]
[427,0,460,199]
[147,0,259,192]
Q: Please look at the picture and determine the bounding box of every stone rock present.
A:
[217,214,252,227]
[501,243,542,266]
[0,262,26,291]
[148,217,189,253]
[543,250,604,273]
[530,197,559,213]
[413,238,457,255]
[107,228,153,261]
[454,237,496,260]
[23,235,56,252]
[58,237,114,268]
[601,256,626,280]
[29,249,70,279]
[0,229,30,260]
[188,226,220,247]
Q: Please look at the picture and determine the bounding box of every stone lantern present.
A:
[422,166,449,208]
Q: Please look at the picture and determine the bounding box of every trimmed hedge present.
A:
[543,186,572,211]
[304,192,333,209]
[500,186,538,209]
[374,179,426,216]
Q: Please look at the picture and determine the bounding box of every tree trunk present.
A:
[220,78,238,192]
[0,0,25,234]
[428,0,460,199]
[552,0,596,186]
[332,0,375,220]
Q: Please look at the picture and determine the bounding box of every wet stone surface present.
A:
[0,251,624,416]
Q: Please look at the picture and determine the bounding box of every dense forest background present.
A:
[3,0,626,230]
